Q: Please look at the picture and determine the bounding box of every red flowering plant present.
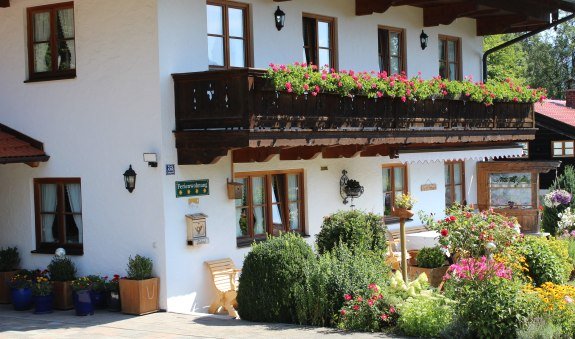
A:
[266,63,547,105]
[421,204,520,259]
[104,274,121,292]
[336,283,399,332]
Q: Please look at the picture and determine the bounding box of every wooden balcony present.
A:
[172,69,536,165]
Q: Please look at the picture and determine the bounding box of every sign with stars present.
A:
[175,180,209,198]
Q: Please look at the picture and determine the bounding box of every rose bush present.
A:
[336,284,399,332]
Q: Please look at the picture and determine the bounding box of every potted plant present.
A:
[48,255,77,310]
[105,274,121,312]
[119,255,159,315]
[71,276,94,316]
[392,193,417,219]
[0,247,20,303]
[407,246,448,287]
[32,270,54,314]
[344,179,364,198]
[86,275,107,309]
[9,270,33,311]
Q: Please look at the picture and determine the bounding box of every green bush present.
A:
[237,233,315,323]
[514,236,571,286]
[415,246,445,268]
[47,256,76,281]
[543,166,575,235]
[397,296,455,338]
[0,247,20,272]
[126,255,153,280]
[315,210,387,255]
[294,245,390,327]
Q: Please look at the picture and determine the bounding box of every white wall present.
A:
[0,0,168,308]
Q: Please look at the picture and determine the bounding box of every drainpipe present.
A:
[482,13,575,81]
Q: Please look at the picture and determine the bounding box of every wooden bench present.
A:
[205,259,241,318]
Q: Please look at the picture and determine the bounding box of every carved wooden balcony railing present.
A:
[172,68,536,164]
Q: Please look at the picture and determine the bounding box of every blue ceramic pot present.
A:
[73,290,94,316]
[11,288,33,311]
[90,290,107,309]
[34,294,54,314]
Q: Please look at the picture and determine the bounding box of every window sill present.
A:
[31,247,83,256]
[24,73,76,83]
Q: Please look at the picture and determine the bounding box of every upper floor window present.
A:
[27,2,76,82]
[383,164,407,223]
[445,161,465,207]
[302,14,337,69]
[235,171,305,247]
[34,178,83,255]
[518,142,529,158]
[378,26,405,75]
[553,140,574,158]
[207,1,251,69]
[438,35,461,80]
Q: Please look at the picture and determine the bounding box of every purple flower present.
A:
[544,189,572,208]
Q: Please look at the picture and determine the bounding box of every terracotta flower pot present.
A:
[0,271,17,303]
[408,265,449,287]
[53,281,74,310]
[392,208,414,219]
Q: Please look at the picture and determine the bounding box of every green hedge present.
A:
[236,233,315,323]
[315,210,387,255]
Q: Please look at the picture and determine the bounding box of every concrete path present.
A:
[0,305,397,338]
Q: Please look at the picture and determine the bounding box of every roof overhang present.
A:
[398,144,524,164]
[0,123,49,167]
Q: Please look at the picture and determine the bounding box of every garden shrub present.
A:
[514,236,571,286]
[443,257,531,338]
[0,247,20,272]
[543,166,575,235]
[415,246,445,268]
[315,210,387,255]
[336,283,399,332]
[523,282,575,335]
[397,295,455,338]
[126,255,153,280]
[47,256,76,281]
[237,233,315,323]
[293,244,389,327]
[517,318,563,339]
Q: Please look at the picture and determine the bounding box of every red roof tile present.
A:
[0,123,49,164]
[534,99,575,128]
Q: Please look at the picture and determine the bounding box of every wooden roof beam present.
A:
[476,14,544,35]
[0,0,9,8]
[474,0,551,22]
[423,2,479,27]
[356,0,394,16]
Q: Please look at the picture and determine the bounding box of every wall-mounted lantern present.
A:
[274,6,285,31]
[340,170,364,206]
[143,153,158,167]
[420,30,428,50]
[123,165,137,193]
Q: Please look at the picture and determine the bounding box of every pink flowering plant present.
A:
[266,63,547,105]
[336,283,399,332]
[421,204,520,259]
[444,256,513,283]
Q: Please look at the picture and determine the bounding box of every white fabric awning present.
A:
[398,145,523,164]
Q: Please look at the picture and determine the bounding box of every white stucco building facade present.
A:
[0,0,526,313]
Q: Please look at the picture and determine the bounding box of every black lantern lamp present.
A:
[340,170,364,207]
[123,165,137,193]
[420,30,428,50]
[274,6,285,31]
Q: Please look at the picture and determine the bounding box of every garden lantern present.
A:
[274,6,285,31]
[420,30,428,50]
[123,165,137,193]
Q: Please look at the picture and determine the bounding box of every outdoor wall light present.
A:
[274,6,285,31]
[340,170,364,206]
[123,165,137,193]
[420,30,429,50]
[143,153,158,167]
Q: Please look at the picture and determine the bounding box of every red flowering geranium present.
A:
[336,284,399,331]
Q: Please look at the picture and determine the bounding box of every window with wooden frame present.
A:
[382,164,408,223]
[33,178,83,255]
[552,140,575,157]
[302,14,337,69]
[445,161,465,208]
[206,1,251,69]
[378,26,405,75]
[235,170,305,246]
[518,142,529,158]
[438,35,461,80]
[26,2,76,82]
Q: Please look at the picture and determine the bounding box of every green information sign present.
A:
[175,180,210,198]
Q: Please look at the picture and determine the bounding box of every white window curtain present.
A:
[66,183,82,243]
[33,12,51,72]
[40,184,57,243]
[56,8,76,70]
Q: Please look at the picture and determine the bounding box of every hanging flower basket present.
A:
[392,207,414,219]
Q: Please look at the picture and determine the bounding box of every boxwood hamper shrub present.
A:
[0,247,20,272]
[126,255,153,280]
[315,210,387,255]
[236,233,315,323]
[47,256,76,281]
[293,244,390,327]
[415,246,446,268]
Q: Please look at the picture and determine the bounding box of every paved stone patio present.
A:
[0,305,397,338]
